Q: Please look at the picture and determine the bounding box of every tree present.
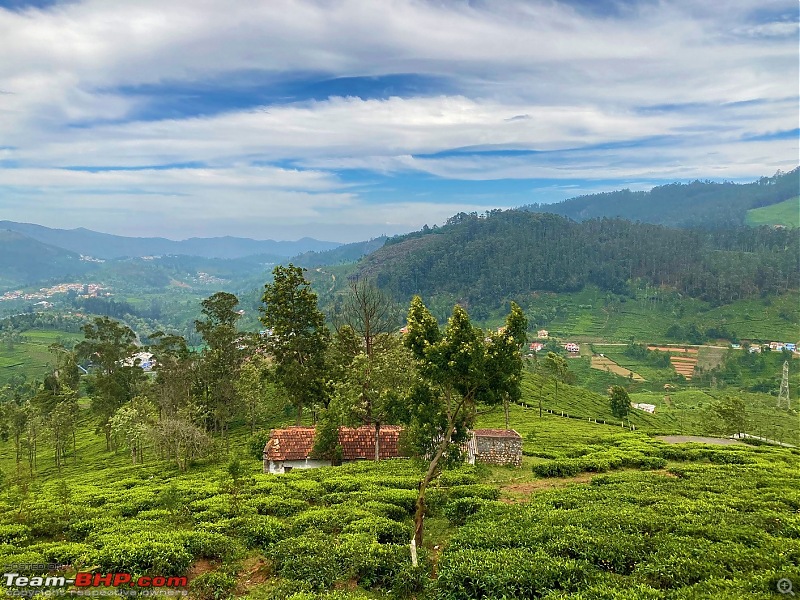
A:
[337,276,396,359]
[235,354,281,435]
[76,317,142,450]
[609,385,631,420]
[543,352,570,407]
[195,292,244,444]
[328,331,414,460]
[260,264,329,424]
[402,297,526,563]
[709,395,747,436]
[148,331,193,419]
[110,396,154,465]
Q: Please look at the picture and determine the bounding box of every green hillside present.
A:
[523,167,799,228]
[360,210,799,311]
[0,230,99,288]
[0,329,84,386]
[746,196,800,228]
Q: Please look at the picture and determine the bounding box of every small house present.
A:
[263,425,404,474]
[537,329,549,339]
[632,403,656,414]
[564,342,580,353]
[465,429,522,467]
[529,342,544,353]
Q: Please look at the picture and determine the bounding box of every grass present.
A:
[517,286,798,344]
[0,330,84,386]
[746,197,800,228]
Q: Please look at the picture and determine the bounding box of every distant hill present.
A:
[522,168,799,228]
[291,236,388,267]
[0,221,342,259]
[359,210,799,309]
[745,197,799,228]
[0,230,99,287]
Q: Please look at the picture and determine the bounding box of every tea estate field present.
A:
[0,399,798,600]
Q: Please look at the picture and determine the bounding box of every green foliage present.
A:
[746,196,800,228]
[189,571,237,600]
[609,385,631,419]
[443,497,487,526]
[261,264,329,422]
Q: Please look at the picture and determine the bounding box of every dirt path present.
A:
[656,435,744,446]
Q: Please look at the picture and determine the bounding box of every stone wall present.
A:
[474,435,522,467]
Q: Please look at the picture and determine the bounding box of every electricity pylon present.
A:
[777,360,790,409]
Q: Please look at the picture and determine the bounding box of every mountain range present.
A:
[0,221,341,260]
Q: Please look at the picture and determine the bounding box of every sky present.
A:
[0,0,797,243]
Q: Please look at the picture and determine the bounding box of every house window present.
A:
[283,466,293,473]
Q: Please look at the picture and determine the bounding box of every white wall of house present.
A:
[267,458,331,474]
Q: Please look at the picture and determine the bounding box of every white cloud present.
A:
[0,0,796,239]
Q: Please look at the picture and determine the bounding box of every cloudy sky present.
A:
[0,0,797,242]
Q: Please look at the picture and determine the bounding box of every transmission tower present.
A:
[777,360,790,409]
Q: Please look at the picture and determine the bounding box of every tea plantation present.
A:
[0,403,798,599]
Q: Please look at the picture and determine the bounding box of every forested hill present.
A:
[0,230,98,287]
[358,211,799,307]
[522,168,799,228]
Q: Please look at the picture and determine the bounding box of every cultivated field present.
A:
[590,355,645,381]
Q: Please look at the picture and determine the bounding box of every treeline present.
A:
[522,168,799,228]
[365,211,799,307]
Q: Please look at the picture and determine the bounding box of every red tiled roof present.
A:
[472,428,521,439]
[264,425,404,461]
[339,425,403,460]
[264,426,316,461]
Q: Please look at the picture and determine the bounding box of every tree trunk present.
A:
[504,396,510,429]
[374,421,381,462]
[411,399,464,564]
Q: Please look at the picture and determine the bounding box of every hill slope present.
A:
[0,230,99,287]
[523,168,799,228]
[359,211,799,308]
[745,197,799,228]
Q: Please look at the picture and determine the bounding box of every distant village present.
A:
[0,282,108,305]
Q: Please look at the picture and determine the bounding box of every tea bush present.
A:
[342,515,410,544]
[442,497,487,526]
[248,496,307,517]
[235,515,286,549]
[445,484,500,501]
[189,571,237,600]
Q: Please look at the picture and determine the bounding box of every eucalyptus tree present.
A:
[76,317,142,450]
[260,264,329,424]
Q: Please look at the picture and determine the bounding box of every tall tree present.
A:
[195,292,244,444]
[543,352,570,407]
[76,317,141,450]
[402,297,525,562]
[260,264,329,424]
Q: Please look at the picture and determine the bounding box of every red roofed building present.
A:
[263,425,404,474]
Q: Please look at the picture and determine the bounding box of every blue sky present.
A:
[0,0,797,242]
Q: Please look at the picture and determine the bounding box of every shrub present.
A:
[291,507,372,535]
[358,501,408,522]
[437,470,480,487]
[180,531,240,561]
[0,524,31,545]
[189,571,237,600]
[248,496,307,517]
[443,497,487,526]
[235,515,285,549]
[342,516,411,544]
[93,532,192,575]
[367,489,418,515]
[532,460,583,478]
